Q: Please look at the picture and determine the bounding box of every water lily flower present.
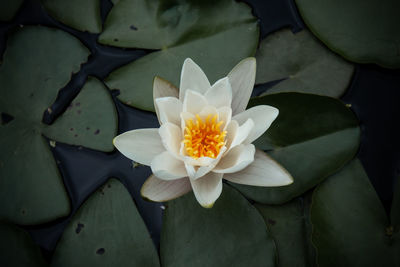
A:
[114,58,293,208]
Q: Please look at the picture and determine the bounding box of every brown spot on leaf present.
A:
[267,219,276,226]
[96,248,105,255]
[94,129,100,135]
[75,223,84,234]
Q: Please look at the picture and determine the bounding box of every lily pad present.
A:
[44,77,118,152]
[229,92,360,204]
[255,194,316,267]
[51,179,160,267]
[0,0,23,21]
[0,26,91,225]
[0,222,47,267]
[256,28,354,98]
[41,0,102,33]
[295,0,400,68]
[161,184,276,267]
[101,0,259,111]
[311,159,399,267]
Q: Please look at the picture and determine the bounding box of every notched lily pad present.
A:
[41,0,102,33]
[44,77,118,152]
[295,0,400,68]
[161,184,276,267]
[101,0,259,111]
[256,28,354,98]
[0,222,47,267]
[311,159,400,267]
[255,194,316,267]
[51,178,160,267]
[0,26,91,224]
[229,92,360,204]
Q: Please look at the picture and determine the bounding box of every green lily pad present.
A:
[161,184,276,267]
[256,28,354,98]
[0,26,95,225]
[311,159,399,267]
[255,194,316,267]
[0,0,23,21]
[41,0,102,33]
[0,222,47,267]
[44,77,118,152]
[295,0,400,68]
[101,0,259,112]
[229,92,360,204]
[51,179,160,267]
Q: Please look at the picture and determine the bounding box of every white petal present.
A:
[155,97,182,126]
[204,77,232,108]
[198,105,218,119]
[233,105,279,144]
[190,172,223,208]
[217,106,232,131]
[184,146,227,180]
[213,144,255,173]
[224,149,293,186]
[151,151,187,180]
[224,120,238,151]
[229,119,254,149]
[141,175,192,202]
[153,76,179,99]
[113,129,164,165]
[183,90,208,114]
[153,76,179,124]
[227,57,256,115]
[159,123,182,158]
[179,58,210,100]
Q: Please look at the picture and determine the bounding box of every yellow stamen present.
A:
[184,113,227,159]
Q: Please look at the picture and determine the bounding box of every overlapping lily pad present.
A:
[41,0,102,33]
[0,0,23,21]
[295,0,400,68]
[100,0,259,111]
[311,159,399,267]
[161,185,276,267]
[0,26,117,225]
[256,28,354,97]
[0,222,47,267]
[229,92,360,204]
[255,195,316,267]
[51,178,159,267]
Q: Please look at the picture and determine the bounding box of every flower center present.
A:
[183,114,227,159]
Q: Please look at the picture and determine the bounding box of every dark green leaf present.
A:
[0,0,23,21]
[0,222,47,267]
[311,159,399,267]
[101,0,259,111]
[255,193,316,267]
[256,28,354,98]
[295,0,400,68]
[51,179,160,267]
[0,26,91,224]
[41,0,102,33]
[161,184,276,267]
[229,93,360,204]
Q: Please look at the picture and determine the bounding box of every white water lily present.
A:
[114,58,293,208]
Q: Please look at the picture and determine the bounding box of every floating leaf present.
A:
[51,179,160,267]
[101,0,259,111]
[295,0,400,68]
[44,77,118,152]
[255,194,316,267]
[0,0,23,21]
[161,184,276,267]
[256,28,354,98]
[229,93,360,204]
[0,26,94,224]
[41,0,102,33]
[0,222,47,267]
[311,159,399,267]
